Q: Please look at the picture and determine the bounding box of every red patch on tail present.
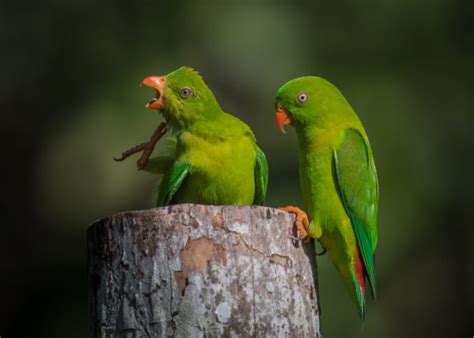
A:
[354,247,365,296]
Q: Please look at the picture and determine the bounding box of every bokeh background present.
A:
[1,0,473,337]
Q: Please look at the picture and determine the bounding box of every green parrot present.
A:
[116,66,268,206]
[275,76,378,321]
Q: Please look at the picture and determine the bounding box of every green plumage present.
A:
[144,67,268,206]
[275,76,379,321]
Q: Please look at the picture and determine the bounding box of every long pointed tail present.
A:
[353,246,366,322]
[333,245,367,322]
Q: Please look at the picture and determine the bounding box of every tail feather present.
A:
[353,246,366,322]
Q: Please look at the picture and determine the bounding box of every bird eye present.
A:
[296,92,308,104]
[180,87,193,98]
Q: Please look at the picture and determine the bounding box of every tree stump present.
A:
[87,204,321,337]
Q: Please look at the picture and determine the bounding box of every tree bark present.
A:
[88,204,321,337]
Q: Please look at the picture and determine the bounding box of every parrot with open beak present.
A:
[275,76,379,322]
[116,66,268,206]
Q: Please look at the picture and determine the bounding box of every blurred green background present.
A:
[1,0,473,337]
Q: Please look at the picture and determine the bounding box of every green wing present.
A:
[156,161,191,206]
[253,146,269,205]
[334,128,379,299]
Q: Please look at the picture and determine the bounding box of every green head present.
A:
[142,66,221,129]
[275,76,354,132]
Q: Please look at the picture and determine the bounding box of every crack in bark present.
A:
[166,250,175,337]
[251,212,257,337]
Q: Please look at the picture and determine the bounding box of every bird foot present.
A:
[114,122,167,170]
[279,206,310,241]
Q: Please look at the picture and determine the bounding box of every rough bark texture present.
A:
[88,204,321,337]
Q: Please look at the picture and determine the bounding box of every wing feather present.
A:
[253,146,269,205]
[334,128,378,299]
[156,161,190,206]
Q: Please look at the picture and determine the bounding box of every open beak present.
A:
[142,76,166,110]
[275,106,292,133]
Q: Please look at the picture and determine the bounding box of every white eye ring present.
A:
[297,92,308,104]
[180,87,193,98]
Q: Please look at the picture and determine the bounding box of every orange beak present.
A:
[275,106,292,133]
[142,76,166,110]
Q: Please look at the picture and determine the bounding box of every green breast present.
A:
[297,126,350,238]
[173,131,256,205]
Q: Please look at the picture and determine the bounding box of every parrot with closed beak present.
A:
[275,76,379,322]
[115,66,268,206]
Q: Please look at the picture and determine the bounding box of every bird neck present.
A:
[295,125,319,151]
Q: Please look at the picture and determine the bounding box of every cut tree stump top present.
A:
[88,204,321,337]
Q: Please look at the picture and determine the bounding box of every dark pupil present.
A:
[182,88,190,96]
[300,95,305,101]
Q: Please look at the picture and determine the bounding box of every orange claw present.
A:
[279,206,310,240]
